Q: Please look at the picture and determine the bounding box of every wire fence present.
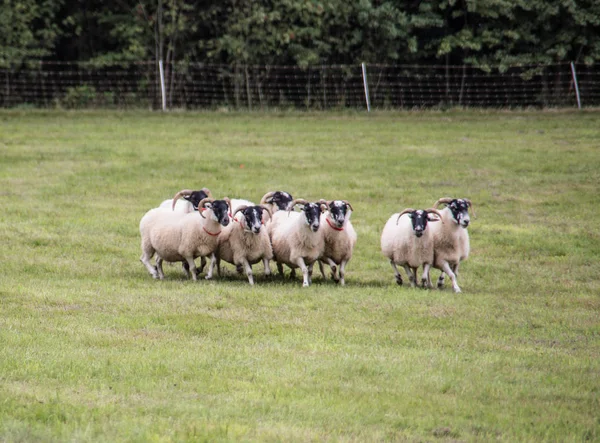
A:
[1,61,598,110]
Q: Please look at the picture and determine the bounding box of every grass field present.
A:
[1,109,599,442]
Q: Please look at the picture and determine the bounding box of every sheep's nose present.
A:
[415,231,423,238]
[311,224,319,232]
[462,220,470,227]
[221,218,230,226]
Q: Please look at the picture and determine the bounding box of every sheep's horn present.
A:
[289,198,309,209]
[342,200,354,211]
[171,189,194,211]
[259,205,273,218]
[433,197,453,209]
[223,197,232,213]
[198,197,214,218]
[425,208,445,223]
[464,198,476,218]
[396,208,415,225]
[260,191,276,205]
[201,187,212,198]
[233,205,248,218]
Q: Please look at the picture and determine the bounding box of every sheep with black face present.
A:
[159,188,212,213]
[318,200,357,286]
[381,207,444,288]
[270,199,326,287]
[213,205,274,285]
[139,197,231,281]
[429,198,475,293]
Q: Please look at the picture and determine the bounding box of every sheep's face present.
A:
[208,200,230,226]
[301,203,323,232]
[327,200,351,229]
[270,191,294,211]
[185,190,210,211]
[240,206,264,234]
[448,199,471,228]
[409,210,440,237]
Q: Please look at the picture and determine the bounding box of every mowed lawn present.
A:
[0,109,599,442]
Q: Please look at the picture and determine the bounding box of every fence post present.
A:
[361,62,371,112]
[570,62,581,110]
[159,60,167,111]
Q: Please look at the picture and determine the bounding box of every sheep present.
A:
[260,191,294,213]
[428,197,475,293]
[213,205,273,285]
[381,207,444,288]
[139,197,231,281]
[317,200,357,286]
[158,188,212,213]
[270,199,327,287]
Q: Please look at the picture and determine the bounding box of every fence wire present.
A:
[1,61,598,110]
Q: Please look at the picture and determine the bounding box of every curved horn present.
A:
[233,205,249,218]
[396,208,415,225]
[197,197,214,218]
[171,189,194,211]
[201,187,212,198]
[464,198,476,218]
[425,208,445,223]
[260,191,276,205]
[433,197,453,209]
[342,200,354,211]
[259,205,272,218]
[289,198,309,210]
[223,197,232,213]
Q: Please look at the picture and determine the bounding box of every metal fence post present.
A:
[570,62,582,110]
[159,60,167,111]
[361,62,371,112]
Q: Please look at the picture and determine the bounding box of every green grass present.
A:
[1,109,599,442]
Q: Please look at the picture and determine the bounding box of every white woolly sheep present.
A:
[381,207,444,288]
[213,205,273,285]
[270,199,326,287]
[317,200,357,286]
[139,197,231,281]
[429,197,475,293]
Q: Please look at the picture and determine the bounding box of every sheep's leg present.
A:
[140,248,159,279]
[205,254,216,280]
[422,264,433,289]
[236,264,244,274]
[263,257,272,279]
[308,262,314,285]
[182,262,191,279]
[326,258,339,282]
[198,257,207,276]
[290,268,296,279]
[318,260,326,280]
[239,258,254,285]
[440,262,461,293]
[185,257,198,281]
[339,260,347,286]
[403,265,416,287]
[437,271,446,288]
[156,257,165,280]
[389,260,403,285]
[295,258,310,287]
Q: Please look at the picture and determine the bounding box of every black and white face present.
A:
[240,206,264,234]
[448,199,471,228]
[301,203,323,232]
[328,200,350,229]
[409,209,439,237]
[207,200,230,226]
[185,190,210,210]
[271,191,293,211]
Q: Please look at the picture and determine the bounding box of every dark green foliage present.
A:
[1,0,600,70]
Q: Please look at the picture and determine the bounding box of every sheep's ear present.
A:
[408,213,414,219]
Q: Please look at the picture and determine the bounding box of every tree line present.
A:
[2,0,599,70]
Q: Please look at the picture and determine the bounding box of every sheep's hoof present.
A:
[453,287,462,294]
[395,275,403,286]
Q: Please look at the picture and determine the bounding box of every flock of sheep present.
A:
[139,189,474,292]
